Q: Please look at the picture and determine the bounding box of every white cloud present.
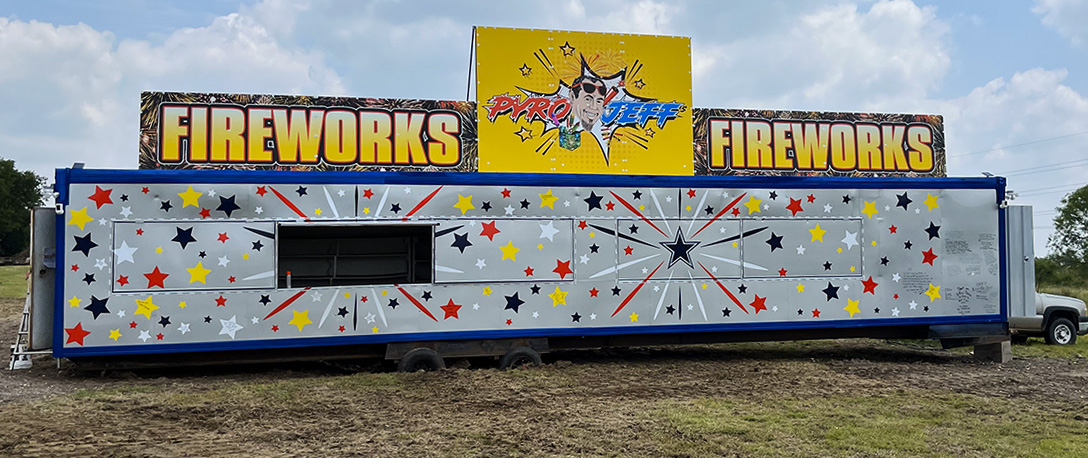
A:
[1034,0,1088,46]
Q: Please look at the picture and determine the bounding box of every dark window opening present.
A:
[278,225,433,288]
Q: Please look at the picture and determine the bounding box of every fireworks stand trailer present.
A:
[10,167,1030,370]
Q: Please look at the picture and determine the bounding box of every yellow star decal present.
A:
[925,283,941,302]
[850,266,856,272]
[155,247,163,254]
[844,299,861,317]
[861,201,878,219]
[344,292,351,298]
[135,296,159,319]
[871,240,878,246]
[500,241,520,261]
[187,261,212,284]
[242,253,249,260]
[539,189,558,209]
[796,284,805,292]
[363,207,371,215]
[537,244,543,250]
[109,329,122,341]
[809,224,826,242]
[744,196,762,215]
[454,194,475,215]
[289,310,312,331]
[686,205,692,211]
[629,312,639,322]
[923,194,939,211]
[177,186,202,208]
[549,287,568,307]
[482,287,493,296]
[67,207,93,231]
[315,208,323,215]
[372,327,379,333]
[178,301,187,309]
[515,126,533,141]
[68,296,82,308]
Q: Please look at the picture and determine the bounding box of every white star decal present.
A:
[254,206,264,214]
[564,200,570,207]
[665,196,673,203]
[218,255,231,267]
[116,309,126,318]
[404,186,412,194]
[653,285,660,292]
[219,315,243,339]
[892,273,901,282]
[532,311,540,318]
[114,241,138,264]
[539,221,560,241]
[711,265,718,273]
[178,322,191,334]
[119,206,132,218]
[590,313,597,320]
[476,258,487,269]
[251,316,260,324]
[843,284,850,291]
[337,189,346,197]
[580,254,590,264]
[824,203,833,213]
[311,291,323,302]
[138,330,151,342]
[891,307,900,317]
[796,245,806,255]
[841,230,859,250]
[94,258,108,270]
[365,313,376,324]
[98,218,108,226]
[472,303,480,310]
[909,300,918,310]
[207,189,216,197]
[504,205,515,215]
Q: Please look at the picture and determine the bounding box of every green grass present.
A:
[653,392,1088,457]
[0,265,29,299]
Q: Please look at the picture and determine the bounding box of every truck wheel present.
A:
[397,348,445,372]
[499,347,542,370]
[1044,318,1076,346]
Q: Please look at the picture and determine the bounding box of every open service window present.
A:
[277,223,434,288]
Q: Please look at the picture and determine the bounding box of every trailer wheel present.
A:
[1044,318,1076,346]
[1010,335,1028,345]
[397,348,445,372]
[499,347,541,370]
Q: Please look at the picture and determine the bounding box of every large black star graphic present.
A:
[896,192,913,210]
[584,192,603,211]
[632,190,642,200]
[252,240,264,251]
[765,232,784,252]
[822,282,840,301]
[84,295,109,319]
[504,292,524,313]
[520,199,530,209]
[451,233,472,253]
[390,203,402,214]
[823,261,833,271]
[172,226,197,249]
[337,306,349,317]
[158,315,171,328]
[259,295,271,306]
[160,200,173,212]
[530,284,541,294]
[82,273,95,285]
[661,229,700,268]
[925,222,941,240]
[217,195,241,217]
[72,233,98,257]
[589,243,600,253]
[388,298,399,309]
[296,185,308,196]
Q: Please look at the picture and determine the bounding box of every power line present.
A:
[998,158,1088,177]
[949,129,1088,158]
[1018,183,1085,194]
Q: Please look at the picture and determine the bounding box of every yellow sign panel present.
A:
[475,27,693,175]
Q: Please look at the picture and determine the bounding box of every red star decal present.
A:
[893,293,899,299]
[88,186,113,209]
[363,188,374,199]
[589,287,599,297]
[338,325,346,332]
[215,295,227,306]
[143,267,169,289]
[624,246,634,256]
[922,248,938,265]
[156,333,164,341]
[889,225,898,234]
[129,321,137,329]
[441,299,462,319]
[578,220,588,230]
[480,221,501,241]
[501,188,511,198]
[361,296,368,303]
[271,325,279,332]
[141,187,150,194]
[731,207,741,217]
[524,266,534,276]
[750,295,768,314]
[862,276,879,294]
[64,323,90,346]
[228,276,236,283]
[199,208,211,219]
[256,186,268,197]
[217,232,229,243]
[553,259,573,279]
[117,275,129,287]
[70,264,79,272]
[807,194,816,203]
[605,201,615,211]
[687,189,696,198]
[136,228,144,236]
[505,319,513,326]
[812,309,821,318]
[778,268,788,277]
[786,198,804,216]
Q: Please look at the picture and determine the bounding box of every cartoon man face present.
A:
[570,76,606,130]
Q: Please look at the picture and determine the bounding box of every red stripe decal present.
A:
[264,287,312,321]
[609,191,667,237]
[398,287,438,322]
[404,186,444,220]
[611,261,664,317]
[698,261,747,314]
[269,186,310,221]
[693,192,747,237]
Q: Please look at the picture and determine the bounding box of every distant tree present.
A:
[1047,185,1088,275]
[0,158,45,257]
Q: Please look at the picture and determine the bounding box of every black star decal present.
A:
[82,273,96,285]
[560,41,575,56]
[337,307,349,317]
[896,192,913,210]
[661,229,700,268]
[84,296,109,319]
[198,251,207,258]
[841,195,852,204]
[584,192,603,211]
[504,292,524,313]
[797,309,804,316]
[705,205,714,216]
[481,201,492,212]
[296,185,308,196]
[72,233,98,257]
[216,195,241,217]
[925,222,941,240]
[765,232,784,252]
[251,240,264,251]
[629,224,639,234]
[520,199,530,209]
[160,200,173,212]
[388,298,399,309]
[530,284,541,294]
[120,194,129,202]
[737,284,748,294]
[632,190,642,200]
[158,315,171,328]
[666,305,676,315]
[904,240,913,250]
[421,291,433,301]
[390,203,402,214]
[571,312,581,322]
[769,191,778,200]
[259,295,271,306]
[924,306,930,312]
[722,307,731,317]
[589,243,600,253]
[451,233,472,253]
[874,307,881,314]
[880,256,890,266]
[172,226,197,249]
[204,316,212,323]
[822,282,840,301]
[823,261,833,271]
[611,286,622,296]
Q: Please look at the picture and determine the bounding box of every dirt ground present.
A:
[2,296,1088,457]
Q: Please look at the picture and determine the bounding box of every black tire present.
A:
[498,347,542,370]
[397,348,445,372]
[1010,335,1029,345]
[1044,318,1077,346]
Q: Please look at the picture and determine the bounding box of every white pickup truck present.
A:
[1009,292,1088,345]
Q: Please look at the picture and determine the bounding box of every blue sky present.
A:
[2,0,1086,254]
